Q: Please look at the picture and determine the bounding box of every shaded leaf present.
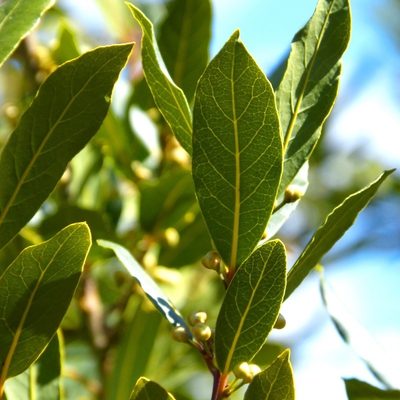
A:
[0,43,134,251]
[215,240,286,374]
[127,3,192,155]
[51,23,80,65]
[285,169,395,301]
[0,223,91,383]
[344,379,400,400]
[244,350,295,400]
[130,377,176,400]
[97,240,192,338]
[192,30,282,271]
[276,0,351,194]
[0,0,54,67]
[158,0,212,102]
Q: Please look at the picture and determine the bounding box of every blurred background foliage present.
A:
[0,0,398,399]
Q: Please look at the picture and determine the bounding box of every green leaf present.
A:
[215,240,286,375]
[4,331,63,400]
[51,23,81,65]
[344,379,400,400]
[0,223,91,384]
[285,169,395,301]
[126,3,192,155]
[0,0,54,67]
[0,42,133,251]
[158,0,212,102]
[97,240,192,338]
[192,30,282,270]
[130,377,176,400]
[244,350,295,400]
[276,0,351,194]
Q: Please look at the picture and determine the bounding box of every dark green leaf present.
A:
[0,43,134,251]
[244,350,295,400]
[192,30,282,270]
[127,3,192,155]
[130,377,176,400]
[215,240,286,374]
[0,0,54,67]
[0,223,91,382]
[158,0,212,102]
[285,169,395,301]
[276,0,351,194]
[345,379,400,400]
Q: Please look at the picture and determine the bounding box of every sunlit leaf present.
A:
[0,223,91,385]
[0,43,134,251]
[215,240,286,374]
[192,30,282,271]
[344,379,400,400]
[130,377,176,400]
[244,350,295,400]
[126,3,192,155]
[285,169,395,301]
[276,0,351,194]
[0,0,54,67]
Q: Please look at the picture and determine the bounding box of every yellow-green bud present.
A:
[249,364,261,376]
[192,323,212,341]
[284,185,303,203]
[201,251,221,271]
[233,362,251,380]
[171,326,189,343]
[188,311,208,326]
[273,313,286,330]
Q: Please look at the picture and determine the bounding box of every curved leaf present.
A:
[130,377,176,400]
[192,30,282,270]
[0,43,134,251]
[215,240,286,374]
[344,379,400,400]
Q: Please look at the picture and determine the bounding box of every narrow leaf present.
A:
[97,240,192,338]
[215,240,286,374]
[285,169,395,301]
[0,0,54,67]
[0,43,134,251]
[244,350,295,400]
[276,0,351,194]
[130,377,176,400]
[158,0,212,102]
[344,379,400,400]
[0,223,91,384]
[192,30,282,270]
[126,3,192,155]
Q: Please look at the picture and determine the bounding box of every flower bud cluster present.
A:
[232,362,261,384]
[188,311,212,341]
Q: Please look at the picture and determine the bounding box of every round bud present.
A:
[248,364,261,376]
[192,323,212,341]
[188,311,208,326]
[164,227,180,246]
[273,313,286,330]
[232,362,251,380]
[171,326,189,343]
[201,251,221,271]
[284,185,303,203]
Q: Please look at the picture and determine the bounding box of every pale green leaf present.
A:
[0,43,133,251]
[0,223,91,383]
[158,0,212,102]
[276,0,351,194]
[192,30,282,270]
[0,0,54,67]
[285,169,395,301]
[97,240,192,338]
[244,350,295,400]
[126,3,192,155]
[215,240,286,374]
[344,379,400,400]
[130,377,176,400]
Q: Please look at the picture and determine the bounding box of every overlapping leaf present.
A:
[127,3,192,155]
[0,0,54,67]
[0,43,133,251]
[344,379,400,400]
[0,223,91,386]
[276,0,351,194]
[285,169,395,301]
[192,30,282,270]
[130,377,176,400]
[244,350,295,400]
[215,240,286,374]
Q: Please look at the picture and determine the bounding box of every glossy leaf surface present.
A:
[215,240,286,374]
[97,240,192,338]
[193,30,282,270]
[130,377,176,400]
[0,43,133,251]
[244,350,295,400]
[0,223,91,382]
[0,0,54,67]
[127,3,192,155]
[344,379,400,400]
[285,169,394,301]
[276,0,351,194]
